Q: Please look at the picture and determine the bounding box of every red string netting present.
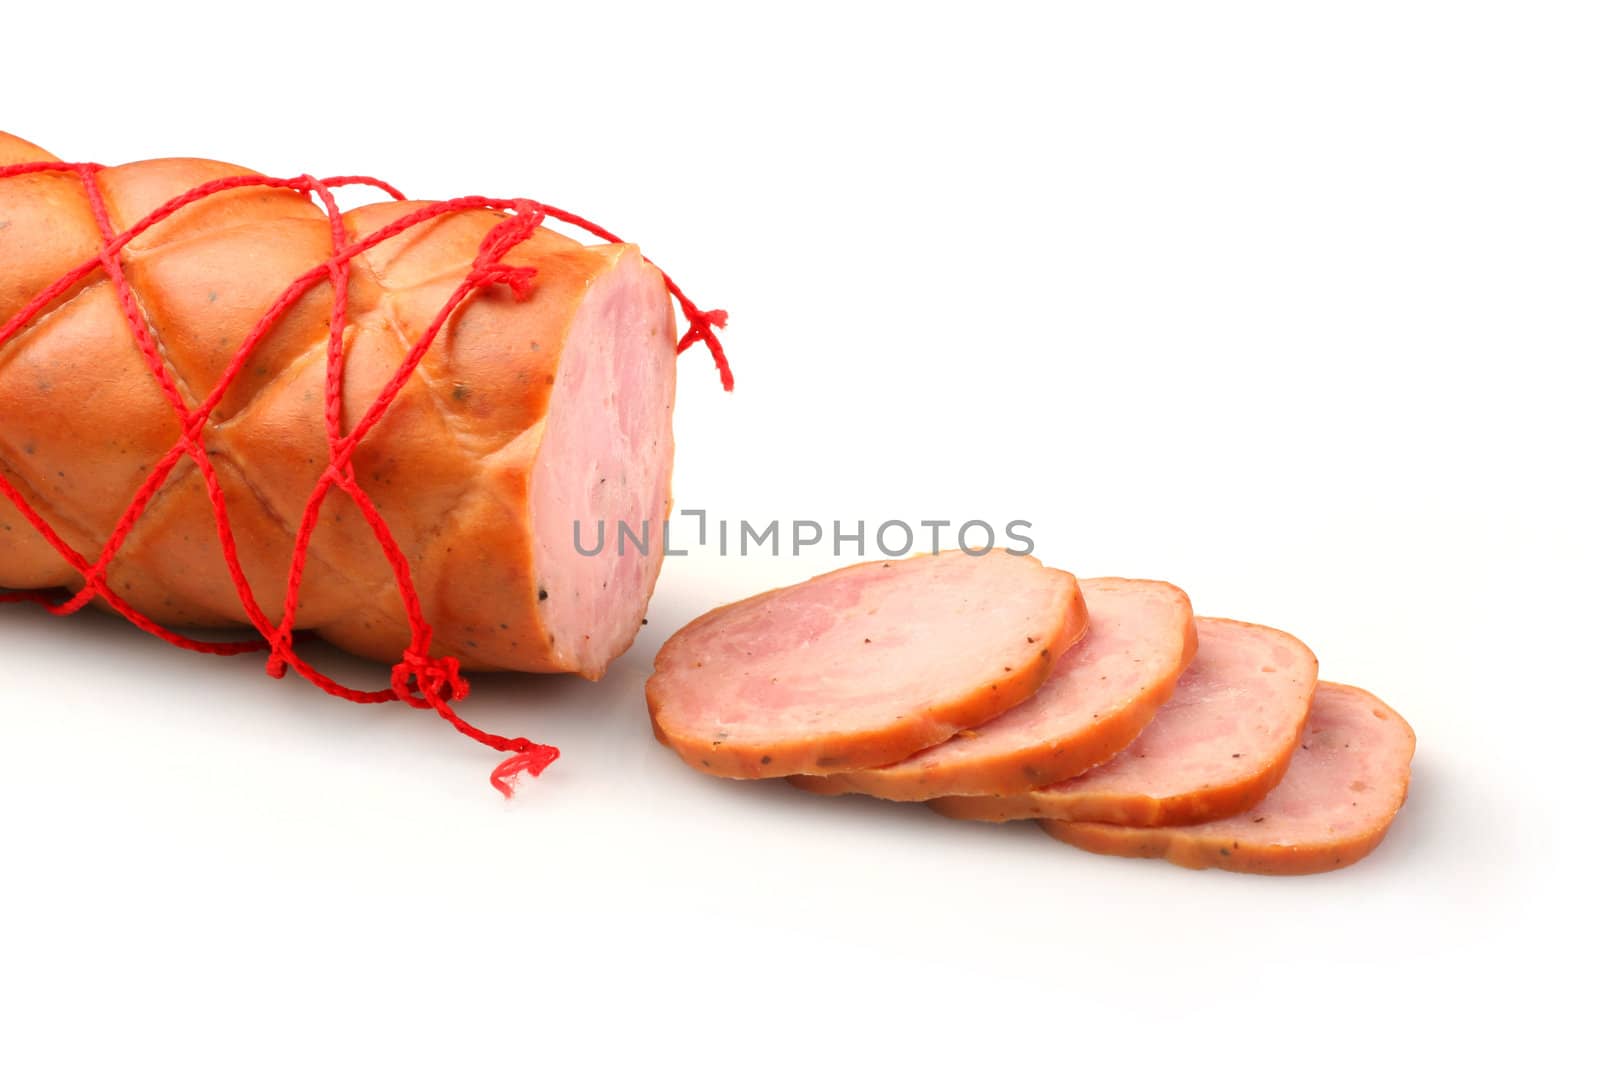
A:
[0,159,731,797]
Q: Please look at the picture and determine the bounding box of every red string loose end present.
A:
[490,743,562,799]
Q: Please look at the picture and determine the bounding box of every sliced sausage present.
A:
[1044,682,1415,874]
[929,617,1316,825]
[646,553,1089,778]
[789,577,1197,801]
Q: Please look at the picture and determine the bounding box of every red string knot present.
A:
[674,303,732,390]
[464,200,546,301]
[392,650,470,708]
[466,262,539,300]
[677,305,729,351]
[264,646,289,679]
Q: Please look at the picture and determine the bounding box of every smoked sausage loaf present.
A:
[0,132,679,676]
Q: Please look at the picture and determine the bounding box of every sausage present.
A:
[645,552,1090,778]
[928,617,1316,825]
[788,577,1197,800]
[1044,682,1415,874]
[0,132,678,677]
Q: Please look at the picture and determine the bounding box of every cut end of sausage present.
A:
[1043,682,1416,875]
[791,577,1198,801]
[929,616,1317,825]
[646,552,1090,778]
[529,247,677,679]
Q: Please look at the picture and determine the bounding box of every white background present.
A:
[2,2,1595,1063]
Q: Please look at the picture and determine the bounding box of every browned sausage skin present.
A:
[0,132,677,677]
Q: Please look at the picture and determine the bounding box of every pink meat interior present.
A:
[651,553,1076,746]
[1047,617,1316,799]
[878,577,1192,773]
[530,248,677,678]
[1156,681,1416,843]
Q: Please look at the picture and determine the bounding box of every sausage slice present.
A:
[1043,682,1415,874]
[646,553,1089,778]
[929,617,1316,825]
[789,577,1197,801]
